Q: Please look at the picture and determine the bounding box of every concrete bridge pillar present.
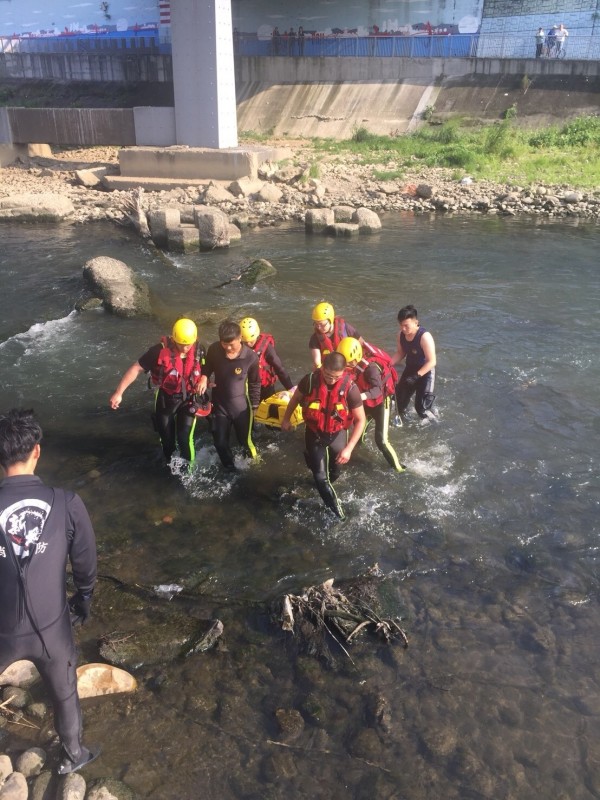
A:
[170,0,238,148]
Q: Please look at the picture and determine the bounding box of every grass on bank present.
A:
[279,113,600,189]
[326,109,600,188]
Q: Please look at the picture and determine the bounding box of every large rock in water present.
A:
[82,256,152,317]
[240,258,277,285]
[0,193,74,222]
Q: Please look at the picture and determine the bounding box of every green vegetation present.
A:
[308,114,600,188]
[238,129,275,142]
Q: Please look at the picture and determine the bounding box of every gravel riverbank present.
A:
[1,142,600,230]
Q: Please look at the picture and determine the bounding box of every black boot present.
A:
[315,480,345,519]
[57,745,101,775]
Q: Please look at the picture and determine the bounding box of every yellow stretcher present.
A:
[254,389,304,429]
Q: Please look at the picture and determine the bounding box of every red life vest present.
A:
[354,343,398,408]
[316,317,348,357]
[252,333,276,388]
[150,337,204,397]
[301,369,354,434]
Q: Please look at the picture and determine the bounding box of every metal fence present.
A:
[2,31,599,61]
[0,32,168,55]
[237,33,479,59]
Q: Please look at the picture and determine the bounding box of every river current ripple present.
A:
[0,214,599,799]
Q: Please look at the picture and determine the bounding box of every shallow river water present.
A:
[0,213,599,799]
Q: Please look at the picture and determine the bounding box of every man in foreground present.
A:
[281,352,365,519]
[198,321,261,472]
[110,318,205,465]
[0,409,99,775]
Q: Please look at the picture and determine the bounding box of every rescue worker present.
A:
[337,337,405,472]
[309,302,363,369]
[391,305,437,422]
[198,321,261,472]
[281,352,365,519]
[109,318,205,464]
[0,409,99,775]
[239,317,294,401]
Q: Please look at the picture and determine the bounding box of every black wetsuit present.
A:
[297,372,362,516]
[395,326,436,419]
[139,342,205,462]
[0,475,97,762]
[204,342,261,469]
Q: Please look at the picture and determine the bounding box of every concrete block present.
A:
[352,207,382,232]
[168,224,200,253]
[194,205,230,249]
[102,175,209,192]
[148,208,181,248]
[117,145,290,182]
[305,208,334,233]
[333,205,355,222]
[325,223,360,237]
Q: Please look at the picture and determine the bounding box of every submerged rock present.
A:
[98,614,223,668]
[86,778,136,800]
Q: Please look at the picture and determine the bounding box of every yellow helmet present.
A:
[337,337,362,365]
[312,302,335,324]
[172,318,197,346]
[240,317,260,343]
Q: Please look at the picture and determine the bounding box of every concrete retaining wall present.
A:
[3,51,599,86]
[1,54,598,147]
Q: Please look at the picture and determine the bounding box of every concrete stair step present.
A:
[102,175,212,192]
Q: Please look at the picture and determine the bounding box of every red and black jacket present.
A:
[150,337,205,398]
[301,369,354,434]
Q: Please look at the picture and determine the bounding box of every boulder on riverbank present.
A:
[82,256,152,317]
[0,193,74,222]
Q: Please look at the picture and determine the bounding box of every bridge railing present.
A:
[2,31,599,61]
[235,31,600,61]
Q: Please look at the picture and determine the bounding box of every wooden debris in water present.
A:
[276,569,408,663]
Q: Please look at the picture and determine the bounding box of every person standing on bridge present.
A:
[535,27,545,58]
[555,23,568,56]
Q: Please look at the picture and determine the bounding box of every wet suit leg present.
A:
[304,428,345,518]
[369,398,405,472]
[154,390,182,461]
[232,399,257,459]
[175,404,197,462]
[211,407,235,469]
[415,369,436,419]
[0,613,83,761]
[395,372,417,416]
